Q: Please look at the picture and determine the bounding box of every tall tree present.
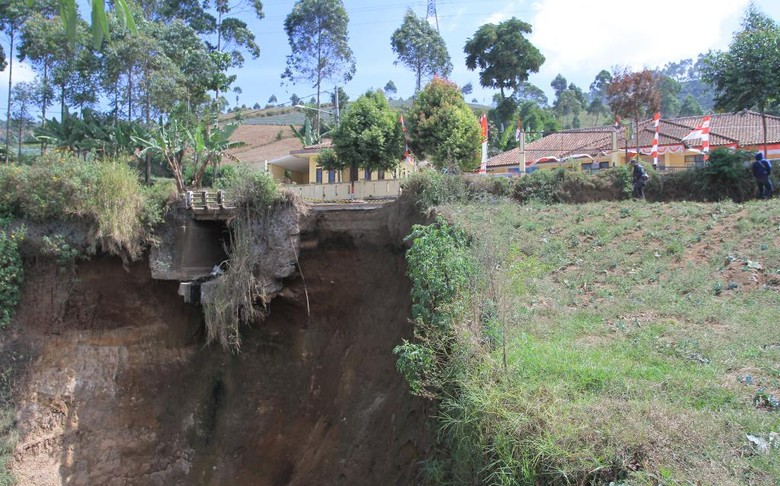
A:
[514,82,548,107]
[702,4,780,154]
[282,0,355,134]
[678,95,704,117]
[325,90,404,183]
[588,70,612,125]
[390,9,452,93]
[18,13,66,128]
[464,18,544,100]
[10,81,35,161]
[606,68,661,155]
[1,0,55,161]
[383,80,397,98]
[209,0,264,102]
[407,77,481,172]
[655,74,681,117]
[550,74,567,98]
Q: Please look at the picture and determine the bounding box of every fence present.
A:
[282,180,402,201]
[182,190,234,210]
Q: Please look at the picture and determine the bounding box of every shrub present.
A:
[0,225,24,327]
[0,153,166,260]
[647,149,756,202]
[513,167,632,204]
[401,171,468,211]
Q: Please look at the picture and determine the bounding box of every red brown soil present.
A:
[227,125,302,166]
[7,201,431,486]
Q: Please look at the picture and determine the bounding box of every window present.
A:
[328,170,336,183]
[599,161,610,169]
[315,167,323,184]
[364,168,372,181]
[581,162,593,171]
[377,170,385,180]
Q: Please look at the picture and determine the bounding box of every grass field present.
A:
[425,198,780,484]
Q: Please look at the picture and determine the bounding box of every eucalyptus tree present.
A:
[390,8,452,92]
[207,0,264,101]
[702,4,780,153]
[18,13,67,126]
[587,70,612,125]
[10,81,35,160]
[384,80,397,98]
[1,0,58,161]
[282,0,355,132]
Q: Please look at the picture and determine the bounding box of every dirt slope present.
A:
[8,200,430,486]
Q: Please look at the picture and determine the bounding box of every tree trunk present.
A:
[127,69,133,121]
[5,28,15,163]
[41,62,48,155]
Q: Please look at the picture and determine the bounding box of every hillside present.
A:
[227,124,303,166]
[409,196,780,484]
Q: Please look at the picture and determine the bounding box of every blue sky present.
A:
[3,0,780,118]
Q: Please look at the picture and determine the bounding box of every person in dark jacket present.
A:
[751,152,773,199]
[630,159,648,199]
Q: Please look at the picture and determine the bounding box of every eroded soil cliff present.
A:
[6,200,430,486]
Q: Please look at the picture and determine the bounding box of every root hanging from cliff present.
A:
[202,205,263,351]
[202,185,305,351]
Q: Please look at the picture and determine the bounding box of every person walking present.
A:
[630,159,649,199]
[751,152,773,199]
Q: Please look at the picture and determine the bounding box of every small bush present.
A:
[401,171,468,211]
[0,225,24,327]
[513,167,632,204]
[649,149,756,202]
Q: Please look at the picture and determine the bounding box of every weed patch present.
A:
[410,198,780,484]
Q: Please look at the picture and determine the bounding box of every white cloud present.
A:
[528,0,749,89]
[481,0,525,25]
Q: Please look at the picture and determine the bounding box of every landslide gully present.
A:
[7,199,430,486]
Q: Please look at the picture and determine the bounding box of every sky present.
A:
[3,0,780,119]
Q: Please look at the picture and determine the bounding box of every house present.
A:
[486,110,780,175]
[266,140,416,185]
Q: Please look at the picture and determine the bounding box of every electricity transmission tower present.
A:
[426,0,439,32]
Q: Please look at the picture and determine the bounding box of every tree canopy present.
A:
[390,9,452,93]
[282,0,355,119]
[702,4,780,152]
[407,78,481,172]
[463,17,544,99]
[607,68,661,153]
[326,90,404,181]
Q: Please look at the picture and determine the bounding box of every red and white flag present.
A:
[479,114,488,174]
[651,112,660,166]
[399,115,410,159]
[681,115,711,158]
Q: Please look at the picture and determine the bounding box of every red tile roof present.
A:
[488,110,780,168]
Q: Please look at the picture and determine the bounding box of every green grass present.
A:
[419,198,780,484]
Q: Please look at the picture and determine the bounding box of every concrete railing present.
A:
[283,180,402,201]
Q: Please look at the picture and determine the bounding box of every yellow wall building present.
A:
[486,111,780,175]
